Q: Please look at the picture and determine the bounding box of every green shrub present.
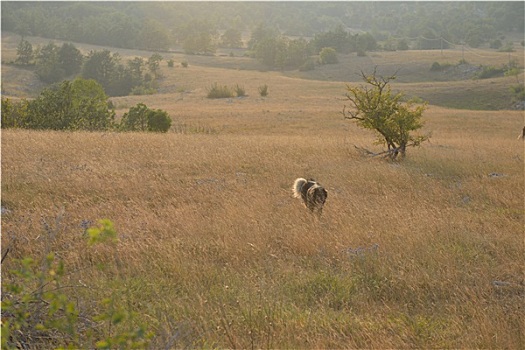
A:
[1,98,30,128]
[397,39,409,50]
[510,84,525,101]
[167,59,174,68]
[258,84,269,97]
[476,65,505,79]
[206,82,233,99]
[147,109,172,132]
[1,220,154,349]
[430,62,442,71]
[430,62,452,72]
[319,47,338,64]
[181,60,188,68]
[120,103,172,132]
[18,78,115,131]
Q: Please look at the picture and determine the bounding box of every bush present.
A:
[319,47,338,64]
[430,62,441,71]
[17,78,115,131]
[510,84,525,101]
[397,39,409,50]
[1,220,154,349]
[234,84,246,97]
[430,62,452,72]
[167,59,174,67]
[476,65,505,79]
[181,60,188,68]
[120,103,172,132]
[147,109,172,132]
[206,82,233,99]
[258,84,269,97]
[1,98,30,128]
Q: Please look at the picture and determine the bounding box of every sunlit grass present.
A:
[2,30,524,349]
[2,102,523,348]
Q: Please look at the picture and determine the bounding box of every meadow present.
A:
[1,33,524,348]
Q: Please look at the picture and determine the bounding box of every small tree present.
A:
[147,109,172,133]
[342,69,429,160]
[120,103,150,131]
[16,38,33,65]
[25,78,114,131]
[147,53,163,79]
[319,47,338,64]
[120,103,172,132]
[58,43,84,76]
[221,28,243,48]
[1,98,30,128]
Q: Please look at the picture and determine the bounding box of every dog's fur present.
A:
[292,178,328,216]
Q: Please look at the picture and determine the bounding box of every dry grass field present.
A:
[1,32,524,348]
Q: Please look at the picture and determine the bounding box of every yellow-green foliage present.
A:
[1,222,153,349]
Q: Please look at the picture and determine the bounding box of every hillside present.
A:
[1,26,525,349]
[1,32,524,112]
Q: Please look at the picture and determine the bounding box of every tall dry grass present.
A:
[1,104,523,348]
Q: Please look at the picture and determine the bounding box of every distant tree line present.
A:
[13,39,163,97]
[1,78,172,132]
[248,24,378,70]
[2,2,522,52]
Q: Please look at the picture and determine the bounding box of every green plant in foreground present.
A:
[1,220,154,350]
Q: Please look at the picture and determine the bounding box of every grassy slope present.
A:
[1,31,524,110]
[1,32,524,348]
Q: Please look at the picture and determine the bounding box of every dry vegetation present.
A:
[1,32,524,348]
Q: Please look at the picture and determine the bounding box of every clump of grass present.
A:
[207,82,234,99]
[234,84,246,97]
[258,84,268,97]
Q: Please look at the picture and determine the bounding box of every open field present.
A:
[2,117,524,348]
[1,31,525,348]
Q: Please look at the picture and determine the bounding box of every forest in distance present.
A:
[2,2,524,52]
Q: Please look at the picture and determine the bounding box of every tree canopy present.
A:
[343,70,430,160]
[3,2,521,51]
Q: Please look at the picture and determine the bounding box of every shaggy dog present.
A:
[292,178,328,216]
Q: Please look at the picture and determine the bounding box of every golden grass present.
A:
[2,103,523,348]
[2,30,524,349]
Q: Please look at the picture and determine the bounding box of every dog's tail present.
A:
[293,178,308,198]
